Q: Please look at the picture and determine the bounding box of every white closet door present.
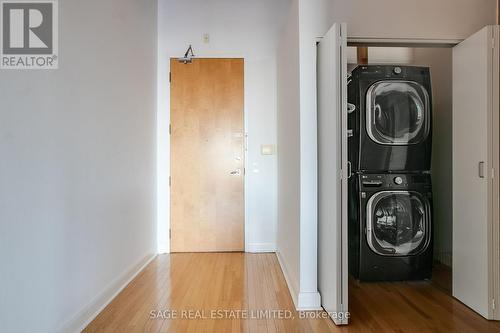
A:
[452,25,500,320]
[317,23,348,325]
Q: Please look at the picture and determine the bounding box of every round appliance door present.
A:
[366,191,430,256]
[366,80,430,145]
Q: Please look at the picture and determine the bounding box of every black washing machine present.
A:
[349,173,433,281]
[348,65,432,172]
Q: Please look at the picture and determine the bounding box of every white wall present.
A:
[277,0,301,307]
[297,0,334,309]
[331,0,497,40]
[277,0,334,310]
[0,1,158,332]
[157,0,290,253]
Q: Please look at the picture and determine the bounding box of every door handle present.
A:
[347,161,352,179]
[230,169,241,176]
[347,103,356,114]
[479,161,485,178]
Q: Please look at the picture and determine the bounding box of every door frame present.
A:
[168,57,247,253]
[492,26,500,319]
[347,37,462,48]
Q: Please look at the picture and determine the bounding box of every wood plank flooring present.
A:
[84,253,500,333]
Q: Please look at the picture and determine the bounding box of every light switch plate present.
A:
[261,144,275,155]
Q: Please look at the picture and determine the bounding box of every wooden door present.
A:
[170,58,244,252]
[452,25,500,320]
[317,23,349,325]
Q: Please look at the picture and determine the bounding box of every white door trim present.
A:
[347,37,462,48]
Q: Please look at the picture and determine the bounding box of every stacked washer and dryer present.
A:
[348,65,434,281]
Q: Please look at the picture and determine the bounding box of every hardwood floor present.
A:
[84,253,500,333]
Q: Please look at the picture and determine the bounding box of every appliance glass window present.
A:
[366,81,430,145]
[366,191,430,256]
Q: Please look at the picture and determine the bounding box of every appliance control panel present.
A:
[352,65,429,80]
[360,174,384,187]
[359,173,431,190]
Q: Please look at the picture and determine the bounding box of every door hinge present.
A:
[169,229,171,239]
[169,124,172,135]
[169,72,172,83]
[492,168,495,179]
[169,176,171,187]
[493,298,496,310]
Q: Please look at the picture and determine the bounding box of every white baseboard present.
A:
[297,291,322,311]
[246,242,276,253]
[276,251,322,311]
[158,243,170,254]
[58,253,157,333]
[276,250,299,309]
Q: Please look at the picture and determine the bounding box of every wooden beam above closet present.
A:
[357,47,368,64]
